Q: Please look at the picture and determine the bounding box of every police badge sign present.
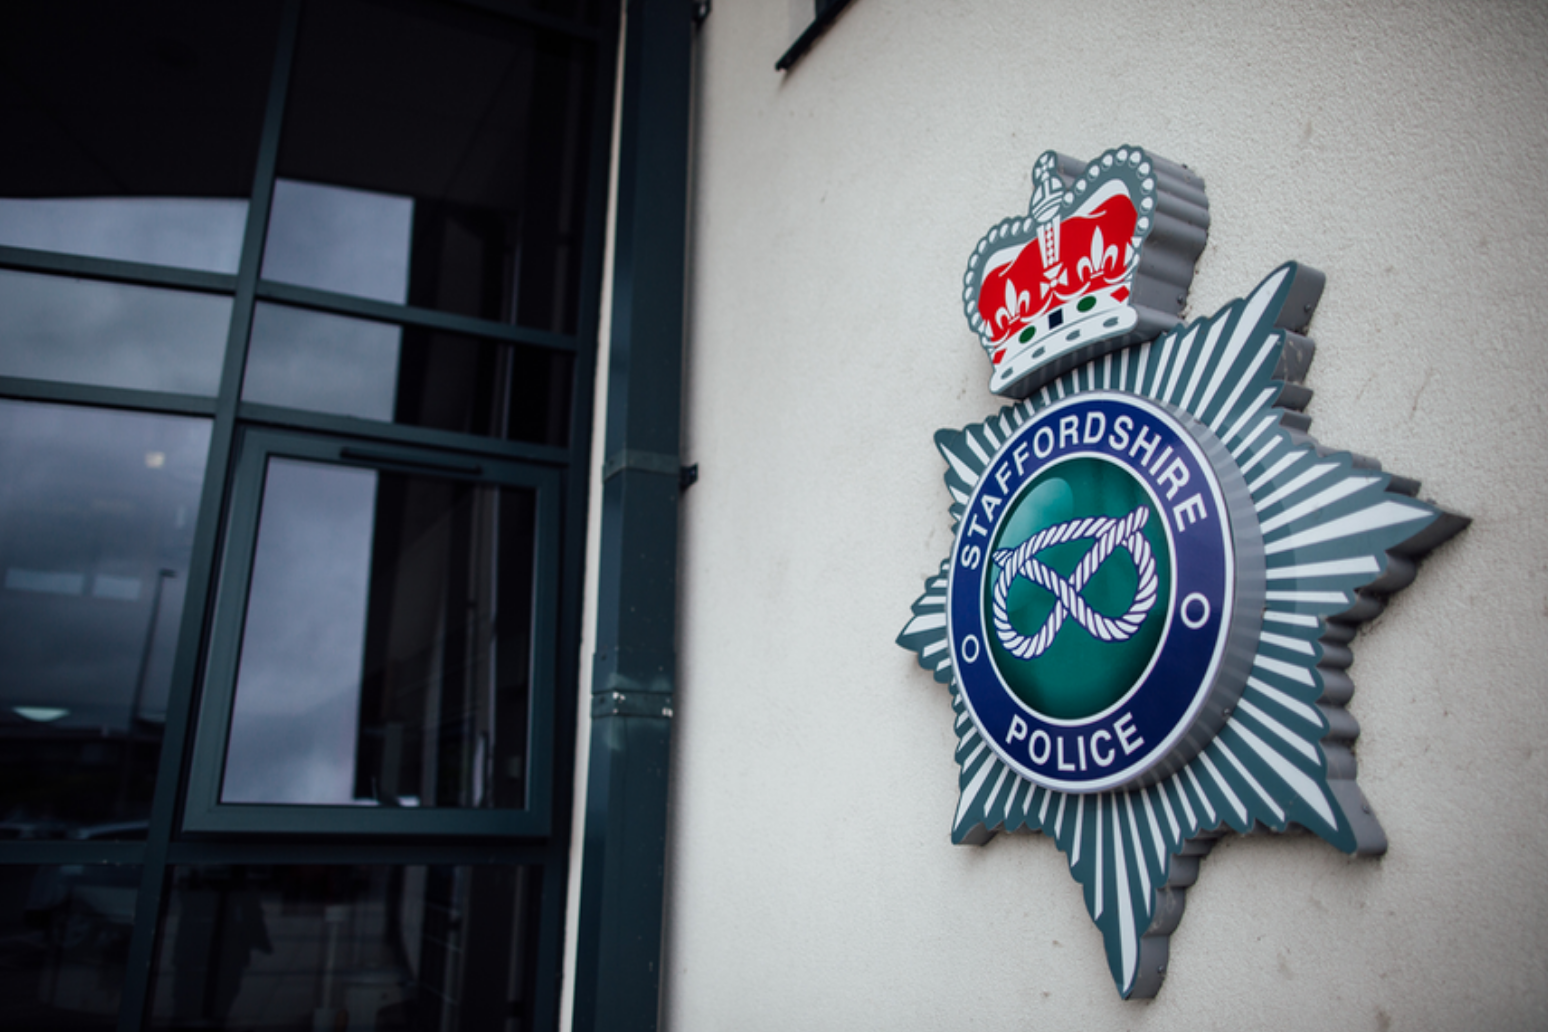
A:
[898,146,1467,999]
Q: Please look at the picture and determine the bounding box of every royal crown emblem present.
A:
[964,146,1209,398]
[902,145,1467,999]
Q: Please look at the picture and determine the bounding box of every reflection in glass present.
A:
[223,460,375,806]
[242,302,573,445]
[0,196,248,273]
[0,269,230,395]
[243,303,402,423]
[278,0,599,331]
[222,459,536,809]
[0,864,141,1030]
[261,179,413,304]
[148,864,535,1031]
[0,401,210,835]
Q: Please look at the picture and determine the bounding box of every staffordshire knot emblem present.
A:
[991,506,1159,659]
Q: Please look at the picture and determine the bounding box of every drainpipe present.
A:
[570,0,693,1029]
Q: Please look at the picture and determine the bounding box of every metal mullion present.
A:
[526,445,565,829]
[115,2,303,1029]
[255,278,582,353]
[0,377,216,417]
[0,842,145,866]
[229,423,563,490]
[235,400,576,466]
[182,805,555,839]
[0,245,237,295]
[166,840,553,867]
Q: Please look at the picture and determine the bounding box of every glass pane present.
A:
[270,0,600,331]
[243,303,402,422]
[148,864,536,1031]
[261,180,413,304]
[222,459,537,809]
[243,302,573,445]
[0,401,210,837]
[0,268,231,395]
[0,2,278,265]
[0,197,248,274]
[0,864,141,1030]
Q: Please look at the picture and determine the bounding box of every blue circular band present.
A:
[947,393,1235,792]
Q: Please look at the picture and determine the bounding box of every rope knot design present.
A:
[991,506,1159,660]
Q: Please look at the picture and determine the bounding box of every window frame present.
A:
[182,426,563,837]
[0,0,619,1025]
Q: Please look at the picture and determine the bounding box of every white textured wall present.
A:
[665,1,1548,1028]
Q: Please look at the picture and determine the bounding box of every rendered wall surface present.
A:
[661,1,1548,1028]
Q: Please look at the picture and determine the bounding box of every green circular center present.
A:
[985,456,1172,720]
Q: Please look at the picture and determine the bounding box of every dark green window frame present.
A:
[183,428,564,838]
[0,0,619,1027]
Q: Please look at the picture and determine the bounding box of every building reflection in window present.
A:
[148,864,535,1031]
[0,401,209,838]
[242,302,574,446]
[221,459,536,810]
[0,863,140,1030]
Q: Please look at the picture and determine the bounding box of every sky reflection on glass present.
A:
[0,269,230,395]
[222,459,376,806]
[261,179,413,305]
[216,456,537,811]
[0,196,248,273]
[242,303,401,421]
